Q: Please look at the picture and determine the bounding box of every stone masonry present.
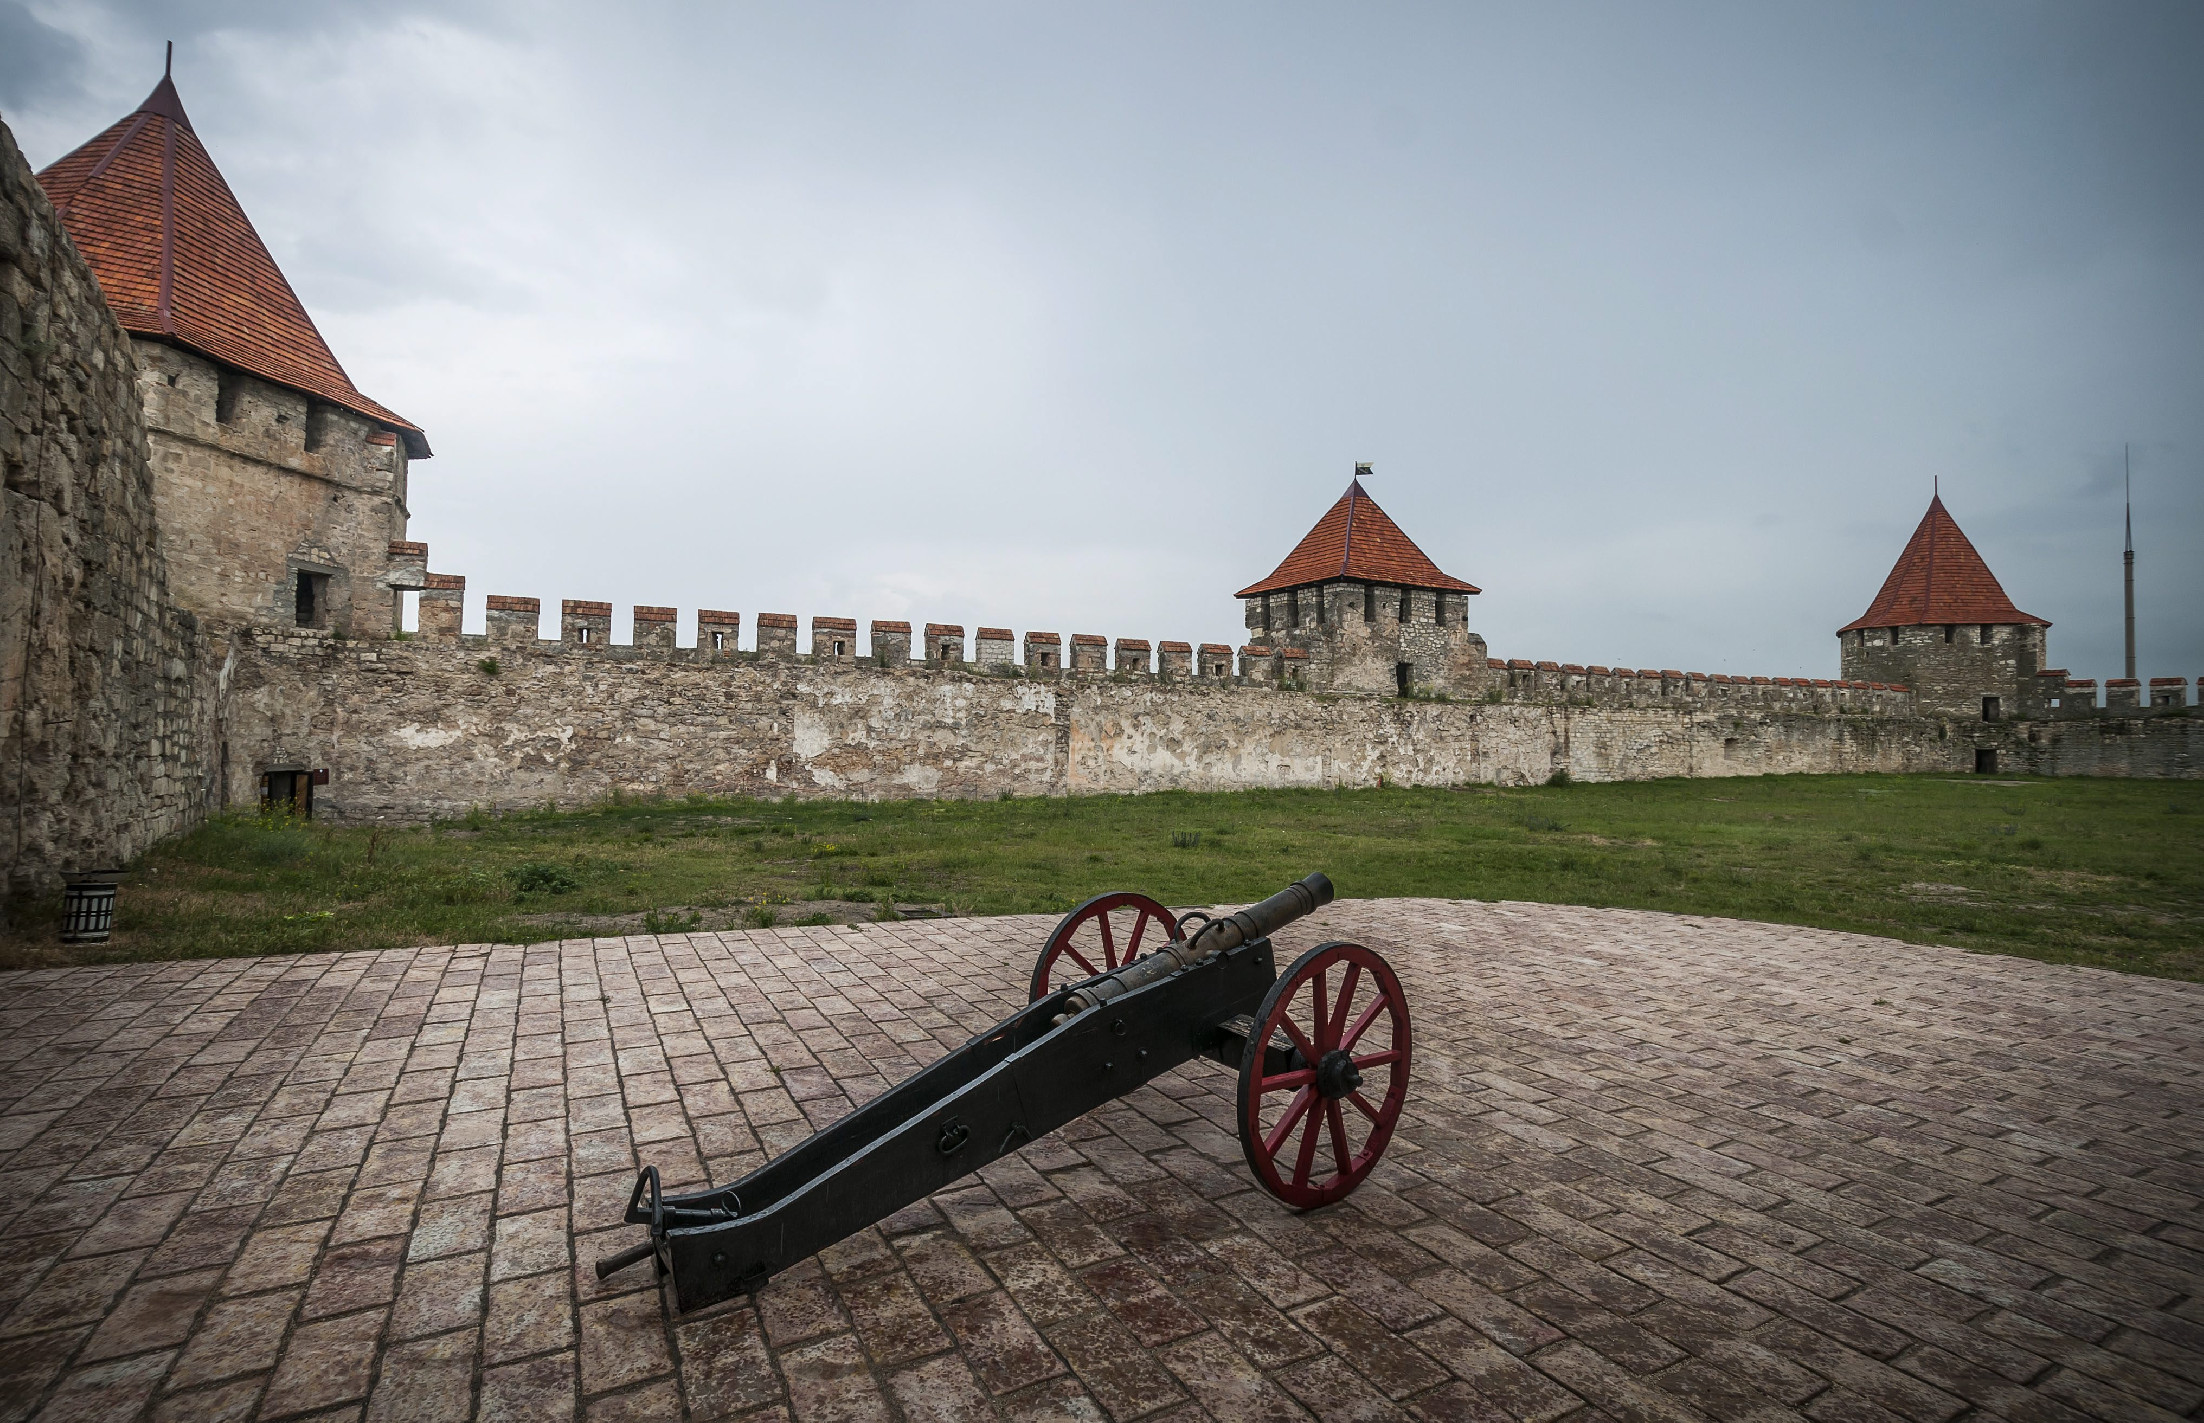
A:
[0,899,2197,1420]
[0,121,208,892]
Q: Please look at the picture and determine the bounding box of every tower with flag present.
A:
[1837,494,2051,720]
[1236,466,1489,696]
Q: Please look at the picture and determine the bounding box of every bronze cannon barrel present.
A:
[1056,872,1333,1016]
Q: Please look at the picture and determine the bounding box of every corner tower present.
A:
[1838,495,2050,720]
[36,64,429,637]
[1237,467,1487,696]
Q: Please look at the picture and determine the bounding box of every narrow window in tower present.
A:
[1979,625,1990,644]
[577,625,592,644]
[1396,662,1412,696]
[1363,585,1375,623]
[294,571,326,627]
[833,640,847,658]
[711,630,725,651]
[1944,625,1955,644]
[1286,590,1299,628]
[1982,696,2000,722]
[216,369,245,425]
[1399,588,1414,624]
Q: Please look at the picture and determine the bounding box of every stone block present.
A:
[418,574,464,641]
[1199,643,1231,678]
[1070,635,1106,673]
[925,623,965,665]
[1158,641,1192,677]
[1023,632,1061,673]
[633,606,676,650]
[870,620,912,665]
[758,613,798,657]
[485,595,539,646]
[814,617,858,663]
[1114,639,1152,675]
[561,600,612,648]
[698,609,741,656]
[975,627,1014,667]
[2106,679,2141,711]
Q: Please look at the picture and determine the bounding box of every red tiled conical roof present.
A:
[36,72,428,457]
[1839,495,2046,632]
[1237,475,1478,598]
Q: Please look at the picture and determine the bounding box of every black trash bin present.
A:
[61,871,122,944]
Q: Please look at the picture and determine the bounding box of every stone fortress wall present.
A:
[203,541,2198,826]
[0,124,210,889]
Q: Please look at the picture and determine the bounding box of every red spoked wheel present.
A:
[1029,893,1180,1001]
[1237,941,1411,1209]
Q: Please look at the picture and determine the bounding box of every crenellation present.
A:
[870,620,912,664]
[976,627,1015,667]
[419,573,465,639]
[1159,641,1193,677]
[635,605,677,650]
[562,599,612,647]
[1115,638,1153,675]
[2149,677,2188,710]
[2106,678,2141,712]
[1199,643,1232,678]
[1071,634,1107,673]
[757,613,798,657]
[1023,631,1061,673]
[926,623,965,666]
[699,609,742,656]
[486,594,540,645]
[813,616,858,662]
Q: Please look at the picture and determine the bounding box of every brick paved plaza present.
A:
[1,899,2198,1422]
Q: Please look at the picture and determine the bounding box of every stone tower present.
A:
[1838,494,2050,721]
[36,68,430,639]
[1238,468,1489,696]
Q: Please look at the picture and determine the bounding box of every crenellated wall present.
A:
[218,631,2013,822]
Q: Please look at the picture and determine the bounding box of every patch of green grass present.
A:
[7,777,2201,980]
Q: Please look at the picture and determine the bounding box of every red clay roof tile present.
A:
[1840,496,2046,632]
[36,73,427,457]
[1236,477,1478,598]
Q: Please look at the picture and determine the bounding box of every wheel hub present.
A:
[1314,1048,1363,1100]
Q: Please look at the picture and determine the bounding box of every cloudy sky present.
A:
[7,2,2199,679]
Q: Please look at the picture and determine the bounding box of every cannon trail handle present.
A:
[595,1240,657,1280]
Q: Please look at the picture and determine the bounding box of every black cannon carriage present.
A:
[597,873,1413,1311]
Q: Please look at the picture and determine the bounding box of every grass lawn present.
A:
[5,775,2199,980]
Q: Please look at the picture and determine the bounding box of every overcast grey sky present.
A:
[7,2,2199,679]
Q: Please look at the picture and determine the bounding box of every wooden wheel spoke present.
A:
[1276,1016,1320,1067]
[1126,912,1154,959]
[1347,1090,1382,1122]
[1259,1068,1315,1094]
[1325,965,1362,1051]
[1096,914,1118,969]
[1264,1088,1315,1157]
[1326,1100,1352,1176]
[1340,997,1386,1053]
[1309,968,1331,1055]
[1061,946,1099,979]
[1291,1106,1324,1187]
[1351,1048,1402,1071]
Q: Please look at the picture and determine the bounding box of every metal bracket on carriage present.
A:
[594,871,1412,1311]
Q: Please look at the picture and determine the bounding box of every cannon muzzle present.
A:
[1190,872,1334,957]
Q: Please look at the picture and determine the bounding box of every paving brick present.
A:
[0,904,2198,1423]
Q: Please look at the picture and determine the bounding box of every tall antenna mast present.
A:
[2123,444,2136,683]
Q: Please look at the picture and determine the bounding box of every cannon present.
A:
[596,872,1412,1311]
